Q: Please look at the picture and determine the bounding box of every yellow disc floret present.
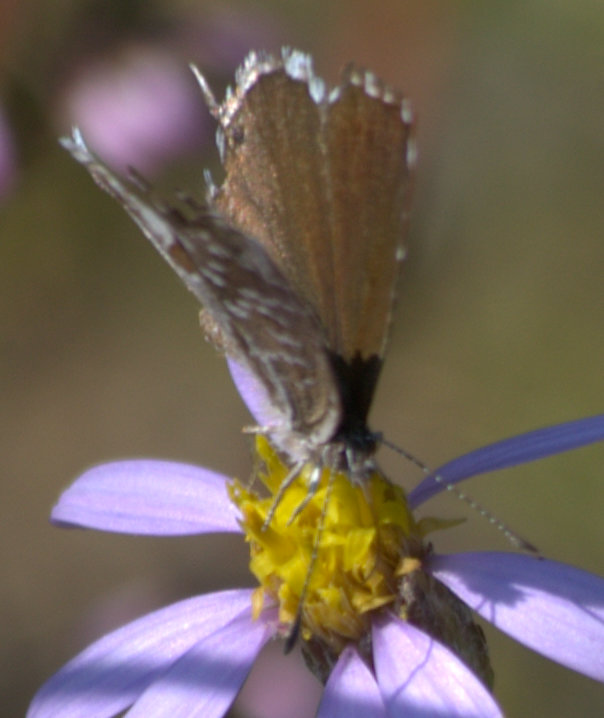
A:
[229,435,427,654]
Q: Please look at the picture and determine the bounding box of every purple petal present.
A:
[60,48,206,175]
[317,646,387,718]
[429,552,604,682]
[126,608,275,717]
[372,614,503,717]
[0,104,17,199]
[227,357,283,430]
[28,589,254,718]
[51,460,241,535]
[409,414,604,507]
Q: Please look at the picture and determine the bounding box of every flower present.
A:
[28,394,604,717]
[52,9,281,176]
[0,103,17,200]
[56,45,208,176]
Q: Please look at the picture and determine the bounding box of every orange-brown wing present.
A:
[208,49,415,363]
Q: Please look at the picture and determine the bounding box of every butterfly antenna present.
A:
[284,466,336,653]
[381,437,539,555]
[190,64,220,118]
[379,435,432,473]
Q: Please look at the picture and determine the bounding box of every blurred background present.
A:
[2,1,603,715]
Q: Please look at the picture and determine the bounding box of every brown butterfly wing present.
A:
[210,50,415,364]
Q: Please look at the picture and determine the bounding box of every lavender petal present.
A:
[317,645,387,718]
[410,415,604,507]
[51,460,241,535]
[126,608,274,717]
[430,552,604,682]
[372,614,503,717]
[27,589,254,718]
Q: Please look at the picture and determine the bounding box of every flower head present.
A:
[29,411,604,717]
[235,436,421,645]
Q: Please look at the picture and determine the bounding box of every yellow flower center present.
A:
[229,436,431,654]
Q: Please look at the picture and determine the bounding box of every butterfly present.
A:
[61,47,415,483]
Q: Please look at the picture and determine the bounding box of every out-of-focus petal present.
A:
[0,104,17,199]
[51,460,241,535]
[126,608,274,718]
[234,641,322,717]
[59,48,206,175]
[429,552,604,682]
[372,615,503,718]
[28,589,254,718]
[409,414,604,507]
[317,646,387,718]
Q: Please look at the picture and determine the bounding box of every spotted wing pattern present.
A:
[61,130,341,459]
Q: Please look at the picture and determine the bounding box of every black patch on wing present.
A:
[329,352,382,453]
